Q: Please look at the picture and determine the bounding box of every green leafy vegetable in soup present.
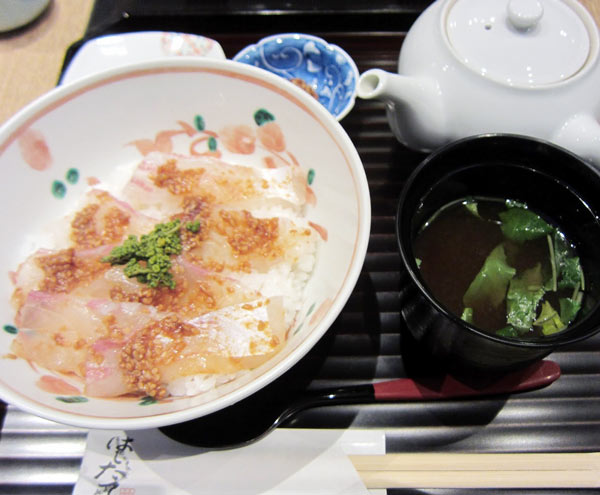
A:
[553,231,584,290]
[499,207,554,242]
[463,244,516,310]
[413,198,584,339]
[506,263,545,333]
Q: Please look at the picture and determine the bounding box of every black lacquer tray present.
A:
[2,2,600,494]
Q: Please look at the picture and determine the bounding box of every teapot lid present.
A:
[444,0,595,87]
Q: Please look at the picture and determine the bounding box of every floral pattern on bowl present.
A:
[233,33,359,121]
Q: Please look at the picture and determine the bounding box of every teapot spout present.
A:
[553,113,600,168]
[357,69,446,151]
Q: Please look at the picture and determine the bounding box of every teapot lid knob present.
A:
[507,0,543,30]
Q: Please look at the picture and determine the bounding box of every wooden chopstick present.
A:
[350,453,600,488]
[351,452,600,471]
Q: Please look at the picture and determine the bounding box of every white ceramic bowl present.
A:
[0,58,370,429]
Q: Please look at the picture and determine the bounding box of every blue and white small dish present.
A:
[233,33,359,121]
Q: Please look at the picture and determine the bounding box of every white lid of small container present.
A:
[444,0,593,87]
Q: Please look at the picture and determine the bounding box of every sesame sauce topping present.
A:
[153,160,206,195]
[70,192,131,248]
[119,315,199,399]
[37,248,107,293]
[216,210,280,257]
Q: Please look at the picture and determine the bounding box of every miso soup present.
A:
[413,198,584,338]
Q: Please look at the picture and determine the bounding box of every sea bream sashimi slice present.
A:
[10,245,111,312]
[10,291,105,376]
[75,257,263,319]
[157,296,287,398]
[183,208,319,274]
[121,151,308,217]
[10,292,159,378]
[83,298,167,397]
[85,297,286,398]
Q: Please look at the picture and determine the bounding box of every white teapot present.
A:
[357,0,600,166]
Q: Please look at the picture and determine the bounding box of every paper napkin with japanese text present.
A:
[74,428,384,495]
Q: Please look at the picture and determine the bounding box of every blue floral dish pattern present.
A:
[233,33,359,121]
